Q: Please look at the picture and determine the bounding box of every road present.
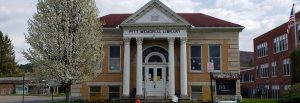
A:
[0,96,65,103]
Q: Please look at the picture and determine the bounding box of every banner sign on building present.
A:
[216,80,236,95]
[207,62,214,73]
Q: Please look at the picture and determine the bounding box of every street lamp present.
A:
[42,80,46,94]
[49,79,55,103]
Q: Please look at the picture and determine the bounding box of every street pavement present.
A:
[0,96,65,103]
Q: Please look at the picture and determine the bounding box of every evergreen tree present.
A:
[290,48,300,85]
[23,0,103,102]
[0,31,21,77]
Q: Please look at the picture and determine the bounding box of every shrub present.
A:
[279,83,300,103]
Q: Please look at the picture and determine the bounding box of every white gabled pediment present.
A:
[120,0,190,26]
[135,8,174,23]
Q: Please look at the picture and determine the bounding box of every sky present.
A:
[0,0,299,64]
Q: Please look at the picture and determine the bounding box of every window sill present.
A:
[108,71,122,73]
[274,49,288,54]
[257,55,268,59]
[189,70,204,73]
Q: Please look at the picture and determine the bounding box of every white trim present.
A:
[144,66,167,97]
[208,44,222,72]
[190,85,203,100]
[108,45,122,73]
[142,45,168,54]
[120,0,190,25]
[123,31,187,38]
[189,44,203,73]
[144,52,167,63]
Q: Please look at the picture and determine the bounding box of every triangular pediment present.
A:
[120,0,190,26]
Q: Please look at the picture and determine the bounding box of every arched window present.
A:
[148,55,163,63]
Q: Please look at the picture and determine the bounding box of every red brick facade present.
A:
[251,11,300,98]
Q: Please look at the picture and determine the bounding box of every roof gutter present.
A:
[191,26,244,30]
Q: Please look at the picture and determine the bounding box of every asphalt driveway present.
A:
[0,96,65,103]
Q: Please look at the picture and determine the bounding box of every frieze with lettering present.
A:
[128,29,181,34]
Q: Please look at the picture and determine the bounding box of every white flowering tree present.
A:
[23,0,103,102]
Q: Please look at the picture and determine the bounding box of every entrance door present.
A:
[145,67,165,97]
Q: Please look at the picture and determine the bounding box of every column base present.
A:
[180,95,190,99]
[121,95,130,99]
[135,95,143,99]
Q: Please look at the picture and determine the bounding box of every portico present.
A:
[122,32,188,98]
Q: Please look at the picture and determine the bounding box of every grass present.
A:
[50,98,279,103]
[242,98,278,103]
[0,93,65,97]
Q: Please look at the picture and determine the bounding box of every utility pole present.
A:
[210,72,213,103]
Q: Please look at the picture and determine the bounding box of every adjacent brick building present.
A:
[252,11,300,99]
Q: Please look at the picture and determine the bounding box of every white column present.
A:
[180,37,188,97]
[122,37,130,96]
[136,38,143,97]
[168,37,175,96]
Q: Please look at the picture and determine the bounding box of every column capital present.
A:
[124,37,131,45]
[180,37,187,44]
[136,38,143,45]
[168,37,175,45]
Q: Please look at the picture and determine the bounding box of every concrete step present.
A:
[120,98,172,103]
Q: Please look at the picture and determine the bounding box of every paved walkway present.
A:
[0,96,65,103]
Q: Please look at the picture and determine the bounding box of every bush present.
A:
[279,95,300,103]
[279,83,300,103]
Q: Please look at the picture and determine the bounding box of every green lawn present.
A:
[242,98,278,103]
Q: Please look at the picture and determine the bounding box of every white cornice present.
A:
[120,0,190,26]
[189,27,244,32]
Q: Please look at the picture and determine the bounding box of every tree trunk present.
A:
[64,81,72,103]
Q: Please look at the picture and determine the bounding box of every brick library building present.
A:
[70,0,244,102]
[241,11,300,99]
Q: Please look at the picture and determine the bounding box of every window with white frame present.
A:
[274,34,288,53]
[262,85,269,98]
[209,45,221,71]
[89,86,101,97]
[272,85,279,99]
[283,59,291,76]
[109,86,120,99]
[109,46,121,72]
[257,42,267,58]
[191,86,202,100]
[256,66,259,78]
[271,61,276,77]
[190,45,202,71]
[260,63,269,78]
[240,72,254,83]
[284,85,291,91]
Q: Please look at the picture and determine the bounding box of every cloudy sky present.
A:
[0,0,299,64]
